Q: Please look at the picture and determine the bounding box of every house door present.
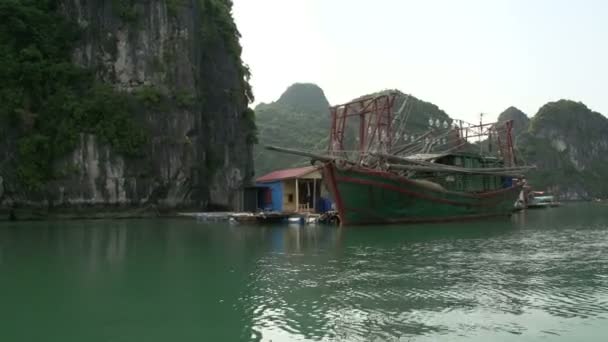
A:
[297,180,316,212]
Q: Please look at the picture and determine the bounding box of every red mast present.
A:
[329,93,396,163]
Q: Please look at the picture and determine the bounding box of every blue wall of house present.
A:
[256,181,283,212]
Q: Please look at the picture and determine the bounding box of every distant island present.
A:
[256,83,608,200]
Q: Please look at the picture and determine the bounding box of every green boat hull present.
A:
[323,163,522,225]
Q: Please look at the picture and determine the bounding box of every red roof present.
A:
[256,166,319,183]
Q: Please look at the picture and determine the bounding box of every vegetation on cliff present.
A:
[199,0,253,103]
[256,80,608,198]
[254,83,330,176]
[0,0,146,189]
[518,100,608,198]
[496,106,530,141]
[277,83,330,113]
[255,85,453,176]
[354,90,453,136]
[0,0,255,193]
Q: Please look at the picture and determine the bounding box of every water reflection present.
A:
[242,206,608,341]
[0,204,607,341]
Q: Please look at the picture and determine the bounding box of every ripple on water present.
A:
[240,209,608,341]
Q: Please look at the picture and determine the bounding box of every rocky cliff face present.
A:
[0,0,254,215]
[518,100,608,199]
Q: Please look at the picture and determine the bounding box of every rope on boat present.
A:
[386,163,529,177]
[265,145,335,163]
[391,129,435,155]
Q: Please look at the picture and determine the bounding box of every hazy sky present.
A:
[232,0,607,123]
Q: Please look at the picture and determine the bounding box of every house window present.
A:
[288,194,294,203]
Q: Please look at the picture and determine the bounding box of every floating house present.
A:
[255,166,331,213]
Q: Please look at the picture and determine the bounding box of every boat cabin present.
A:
[406,153,512,192]
[256,166,331,213]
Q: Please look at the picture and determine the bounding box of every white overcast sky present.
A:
[232,0,607,122]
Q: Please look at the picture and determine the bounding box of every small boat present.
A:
[230,212,321,225]
[229,212,291,224]
[288,214,321,225]
[527,193,561,209]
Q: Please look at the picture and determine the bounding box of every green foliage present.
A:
[496,106,530,140]
[402,95,452,134]
[529,100,605,135]
[174,90,196,108]
[167,0,185,17]
[352,89,452,135]
[16,134,52,189]
[196,0,256,152]
[134,85,164,106]
[79,84,147,156]
[518,134,567,188]
[254,86,454,176]
[254,85,331,176]
[151,56,165,72]
[277,83,330,113]
[198,0,254,103]
[240,63,254,104]
[112,0,138,22]
[242,107,257,144]
[205,148,223,176]
[518,100,608,197]
[0,1,146,190]
[199,0,240,53]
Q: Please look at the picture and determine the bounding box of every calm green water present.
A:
[1,204,608,341]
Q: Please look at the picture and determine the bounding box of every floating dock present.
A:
[177,211,331,225]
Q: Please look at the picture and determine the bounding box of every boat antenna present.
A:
[479,112,484,154]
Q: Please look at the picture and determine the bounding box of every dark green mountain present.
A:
[476,106,530,155]
[277,83,330,113]
[254,86,454,176]
[351,89,453,136]
[518,100,608,199]
[496,106,530,142]
[254,83,330,176]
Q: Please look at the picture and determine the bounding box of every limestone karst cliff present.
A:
[254,83,331,176]
[518,100,608,199]
[0,0,255,216]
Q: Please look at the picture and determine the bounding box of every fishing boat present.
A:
[267,92,532,225]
